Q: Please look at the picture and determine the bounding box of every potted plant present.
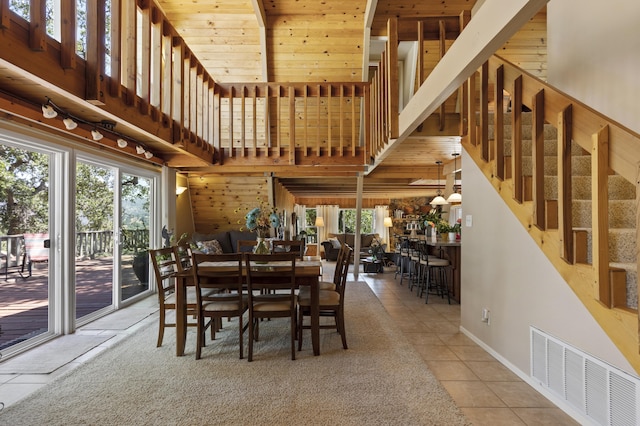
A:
[121,228,150,283]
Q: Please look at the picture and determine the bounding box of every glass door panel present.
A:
[0,144,51,350]
[120,174,151,301]
[75,161,115,320]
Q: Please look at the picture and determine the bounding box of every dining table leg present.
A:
[175,274,187,356]
[311,276,320,356]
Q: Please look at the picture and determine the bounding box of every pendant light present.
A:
[447,152,462,203]
[431,161,448,206]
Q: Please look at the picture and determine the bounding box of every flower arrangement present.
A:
[237,200,280,238]
[435,217,462,235]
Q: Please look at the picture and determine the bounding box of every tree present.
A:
[0,146,49,235]
[75,162,114,232]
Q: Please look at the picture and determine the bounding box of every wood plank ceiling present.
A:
[152,0,478,199]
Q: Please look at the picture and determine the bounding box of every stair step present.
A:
[543,175,636,200]
[580,228,637,265]
[572,200,637,229]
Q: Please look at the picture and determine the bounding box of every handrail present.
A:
[464,54,640,372]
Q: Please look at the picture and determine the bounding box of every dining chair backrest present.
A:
[236,239,258,253]
[270,239,304,259]
[245,252,297,294]
[175,244,193,272]
[191,252,245,295]
[149,247,180,300]
[334,245,353,297]
[329,243,348,285]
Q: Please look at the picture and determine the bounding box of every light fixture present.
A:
[42,104,57,119]
[117,138,128,148]
[62,117,77,130]
[431,161,448,206]
[91,129,103,141]
[315,216,324,257]
[447,152,462,203]
[136,145,145,154]
[383,217,393,228]
[143,151,153,159]
[176,186,187,195]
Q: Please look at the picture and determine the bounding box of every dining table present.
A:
[174,256,323,357]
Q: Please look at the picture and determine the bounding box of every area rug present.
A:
[0,334,115,374]
[0,281,470,425]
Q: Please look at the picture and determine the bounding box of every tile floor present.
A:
[363,268,579,425]
[0,264,579,425]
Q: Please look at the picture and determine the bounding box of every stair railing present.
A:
[464,54,640,371]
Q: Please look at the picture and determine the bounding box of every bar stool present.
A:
[418,246,451,304]
[407,240,422,293]
[395,237,411,285]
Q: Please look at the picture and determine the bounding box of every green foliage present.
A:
[76,162,114,232]
[339,209,373,233]
[0,145,49,234]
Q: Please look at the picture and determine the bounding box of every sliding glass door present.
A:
[120,173,152,302]
[0,142,52,353]
[75,160,115,320]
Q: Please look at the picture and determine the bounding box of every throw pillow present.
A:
[329,238,342,249]
[196,239,223,254]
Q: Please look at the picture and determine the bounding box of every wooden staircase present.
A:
[493,112,637,309]
[464,55,640,372]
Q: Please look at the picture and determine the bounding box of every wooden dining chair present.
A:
[191,252,248,359]
[297,245,352,351]
[150,247,198,347]
[175,243,193,272]
[236,239,258,253]
[270,239,305,259]
[245,252,298,361]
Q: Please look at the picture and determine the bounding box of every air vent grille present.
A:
[530,327,640,425]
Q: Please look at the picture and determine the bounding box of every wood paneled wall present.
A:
[499,8,547,81]
[188,175,270,233]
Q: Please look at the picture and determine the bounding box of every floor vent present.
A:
[531,327,640,426]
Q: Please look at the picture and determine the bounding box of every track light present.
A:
[63,117,78,130]
[38,98,155,160]
[91,129,103,141]
[42,104,57,119]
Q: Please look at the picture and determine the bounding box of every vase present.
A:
[253,238,270,255]
[448,232,456,242]
[431,228,437,242]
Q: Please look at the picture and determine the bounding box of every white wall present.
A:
[459,150,635,377]
[547,1,640,134]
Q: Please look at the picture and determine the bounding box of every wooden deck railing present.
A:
[465,54,640,371]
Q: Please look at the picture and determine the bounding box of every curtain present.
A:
[374,205,390,247]
[316,205,339,242]
[293,204,306,238]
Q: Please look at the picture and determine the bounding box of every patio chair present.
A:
[23,233,49,277]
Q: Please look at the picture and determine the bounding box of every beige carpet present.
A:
[0,281,469,425]
[0,334,115,374]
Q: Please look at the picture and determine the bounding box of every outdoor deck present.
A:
[0,258,149,350]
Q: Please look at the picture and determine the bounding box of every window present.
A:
[303,208,317,244]
[338,209,373,233]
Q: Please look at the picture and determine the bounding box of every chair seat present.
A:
[203,299,248,313]
[298,289,340,307]
[253,295,298,312]
[299,281,335,296]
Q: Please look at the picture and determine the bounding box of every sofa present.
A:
[191,230,257,254]
[322,233,380,261]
